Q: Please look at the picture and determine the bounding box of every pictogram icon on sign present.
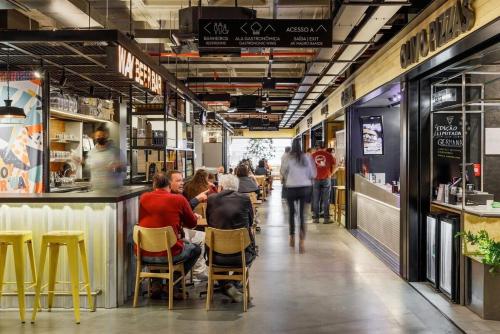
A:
[251,22,263,35]
[264,24,276,33]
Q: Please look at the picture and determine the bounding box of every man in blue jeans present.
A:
[312,142,336,224]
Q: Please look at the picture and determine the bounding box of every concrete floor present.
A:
[0,185,463,334]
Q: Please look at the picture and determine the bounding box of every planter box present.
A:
[467,257,500,320]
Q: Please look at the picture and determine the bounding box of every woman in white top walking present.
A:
[281,140,316,253]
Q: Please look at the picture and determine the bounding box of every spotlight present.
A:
[33,70,42,79]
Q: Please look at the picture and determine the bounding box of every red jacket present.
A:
[138,189,198,257]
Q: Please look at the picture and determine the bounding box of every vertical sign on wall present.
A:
[0,72,44,193]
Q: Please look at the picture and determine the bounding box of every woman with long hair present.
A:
[184,169,210,201]
[281,139,316,253]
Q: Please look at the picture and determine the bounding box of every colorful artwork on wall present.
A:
[0,73,44,193]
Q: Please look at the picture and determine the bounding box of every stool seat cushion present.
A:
[44,231,84,237]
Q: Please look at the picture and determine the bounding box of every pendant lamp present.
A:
[0,47,26,119]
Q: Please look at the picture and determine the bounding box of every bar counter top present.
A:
[432,201,500,218]
[0,185,150,203]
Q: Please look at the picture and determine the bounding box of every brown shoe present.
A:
[289,235,295,247]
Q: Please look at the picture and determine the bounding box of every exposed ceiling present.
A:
[3,0,433,129]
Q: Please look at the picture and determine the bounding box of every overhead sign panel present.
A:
[199,19,332,48]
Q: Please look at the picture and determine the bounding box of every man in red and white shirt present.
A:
[311,142,336,224]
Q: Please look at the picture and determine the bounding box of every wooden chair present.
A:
[205,227,252,312]
[247,192,261,233]
[255,176,267,200]
[194,203,207,226]
[132,226,187,310]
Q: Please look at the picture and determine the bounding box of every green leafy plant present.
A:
[456,230,500,274]
[245,138,276,163]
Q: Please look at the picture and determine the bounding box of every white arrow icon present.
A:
[264,24,275,33]
[240,22,248,34]
[316,25,327,33]
[204,22,212,34]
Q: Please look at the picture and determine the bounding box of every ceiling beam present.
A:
[186,77,301,84]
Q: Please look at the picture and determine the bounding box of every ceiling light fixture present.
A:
[0,47,26,119]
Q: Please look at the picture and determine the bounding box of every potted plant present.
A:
[456,230,500,320]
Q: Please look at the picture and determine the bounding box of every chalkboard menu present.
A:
[433,113,463,185]
[433,114,463,160]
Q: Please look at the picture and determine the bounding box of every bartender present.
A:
[86,125,125,191]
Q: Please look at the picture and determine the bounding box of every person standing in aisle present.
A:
[281,140,316,253]
[280,146,291,199]
[311,142,336,224]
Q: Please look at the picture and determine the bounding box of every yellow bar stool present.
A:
[31,231,93,324]
[0,231,38,323]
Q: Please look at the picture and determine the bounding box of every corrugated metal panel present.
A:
[356,192,400,258]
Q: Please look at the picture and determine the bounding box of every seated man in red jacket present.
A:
[138,172,201,276]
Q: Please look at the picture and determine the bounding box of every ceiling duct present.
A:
[229,95,263,112]
[0,9,39,29]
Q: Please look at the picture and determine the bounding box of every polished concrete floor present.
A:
[1,185,463,333]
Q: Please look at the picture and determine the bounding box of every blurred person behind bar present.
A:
[86,125,125,191]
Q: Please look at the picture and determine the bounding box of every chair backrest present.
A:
[255,176,266,187]
[248,192,258,204]
[194,203,207,218]
[133,225,177,253]
[205,227,251,255]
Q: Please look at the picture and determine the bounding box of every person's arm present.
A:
[180,197,198,229]
[189,197,199,210]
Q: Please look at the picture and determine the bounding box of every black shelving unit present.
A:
[127,84,197,183]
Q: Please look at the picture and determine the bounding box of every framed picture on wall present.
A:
[360,116,384,155]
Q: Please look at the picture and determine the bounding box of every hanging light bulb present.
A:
[0,47,26,119]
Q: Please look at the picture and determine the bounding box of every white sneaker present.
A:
[226,285,243,303]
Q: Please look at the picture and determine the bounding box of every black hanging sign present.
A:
[198,19,332,48]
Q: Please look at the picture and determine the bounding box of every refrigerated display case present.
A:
[426,214,440,288]
[439,214,461,303]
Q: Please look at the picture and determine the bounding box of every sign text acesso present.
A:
[400,0,475,69]
[118,45,163,95]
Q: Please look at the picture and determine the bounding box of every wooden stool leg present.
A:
[47,243,60,311]
[31,239,48,323]
[181,268,187,300]
[0,244,8,304]
[242,269,248,312]
[132,262,141,308]
[168,271,174,310]
[67,241,81,324]
[12,241,26,322]
[205,274,212,311]
[78,240,93,311]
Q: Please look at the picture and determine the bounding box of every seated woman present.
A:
[183,169,212,201]
[254,159,267,176]
[206,174,256,302]
[137,172,202,297]
[236,164,260,195]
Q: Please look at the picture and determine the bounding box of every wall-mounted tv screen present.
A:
[361,115,384,155]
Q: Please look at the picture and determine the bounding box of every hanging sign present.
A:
[116,45,163,95]
[400,0,475,68]
[341,84,355,107]
[199,19,332,48]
